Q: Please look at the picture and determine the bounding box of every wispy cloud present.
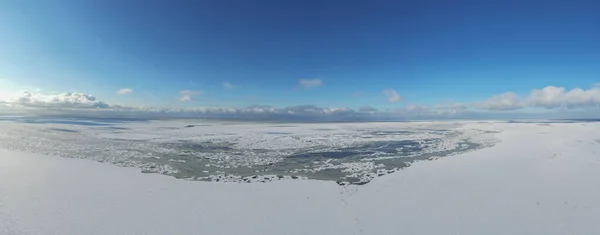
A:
[358,106,377,112]
[116,88,133,95]
[473,92,523,111]
[382,89,402,103]
[299,78,323,89]
[353,91,364,98]
[179,90,202,102]
[222,82,234,90]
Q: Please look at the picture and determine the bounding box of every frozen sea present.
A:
[2,117,600,235]
[0,116,499,185]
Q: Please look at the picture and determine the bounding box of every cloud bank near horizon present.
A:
[474,85,600,110]
[1,84,600,120]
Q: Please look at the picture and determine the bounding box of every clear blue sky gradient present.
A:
[1,0,599,109]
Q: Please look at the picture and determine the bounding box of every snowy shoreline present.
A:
[2,121,600,234]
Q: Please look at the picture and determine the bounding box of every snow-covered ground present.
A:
[1,121,600,234]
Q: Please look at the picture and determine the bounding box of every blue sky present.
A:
[1,0,600,119]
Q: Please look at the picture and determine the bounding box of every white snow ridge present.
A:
[1,118,600,235]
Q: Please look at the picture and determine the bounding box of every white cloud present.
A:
[179,90,201,102]
[527,85,600,109]
[382,89,402,103]
[10,91,110,109]
[473,92,523,111]
[564,88,592,107]
[299,79,323,89]
[116,88,133,95]
[529,86,565,109]
[222,82,234,90]
[472,85,600,111]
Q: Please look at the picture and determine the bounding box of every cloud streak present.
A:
[299,79,323,89]
[116,88,133,95]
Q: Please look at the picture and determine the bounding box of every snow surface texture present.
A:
[0,118,498,184]
[1,121,600,235]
